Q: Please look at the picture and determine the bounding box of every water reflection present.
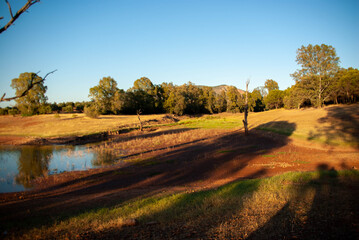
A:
[0,145,100,193]
[91,148,118,166]
[15,147,52,188]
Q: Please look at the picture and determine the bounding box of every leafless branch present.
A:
[0,69,57,102]
[5,0,14,19]
[0,0,40,34]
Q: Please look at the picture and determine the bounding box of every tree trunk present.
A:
[243,80,249,136]
[137,110,143,131]
[318,76,322,108]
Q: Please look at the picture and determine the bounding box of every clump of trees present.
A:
[2,44,358,117]
[284,44,359,109]
[85,77,268,116]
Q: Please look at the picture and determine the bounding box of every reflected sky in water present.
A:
[0,145,118,193]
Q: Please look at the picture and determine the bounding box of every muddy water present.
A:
[0,145,117,193]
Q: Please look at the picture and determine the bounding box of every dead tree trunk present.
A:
[137,110,143,131]
[243,80,249,136]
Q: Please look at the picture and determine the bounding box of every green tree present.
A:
[128,77,156,114]
[111,89,126,114]
[183,82,205,114]
[226,86,243,113]
[264,89,284,109]
[202,86,216,114]
[38,104,52,114]
[89,76,118,114]
[214,90,227,113]
[264,79,279,92]
[291,44,340,107]
[11,72,47,116]
[62,103,74,113]
[250,88,265,112]
[334,68,359,103]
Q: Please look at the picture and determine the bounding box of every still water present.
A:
[0,145,117,193]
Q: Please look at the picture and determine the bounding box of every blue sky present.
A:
[1,0,358,107]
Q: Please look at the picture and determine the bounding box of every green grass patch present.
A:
[292,160,310,164]
[262,154,276,158]
[257,127,294,136]
[178,117,242,129]
[217,149,235,153]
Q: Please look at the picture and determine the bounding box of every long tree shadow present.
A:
[308,104,359,148]
[0,121,297,237]
[247,163,359,240]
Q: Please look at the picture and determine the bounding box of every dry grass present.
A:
[215,104,359,147]
[92,128,230,162]
[1,104,357,147]
[0,114,168,137]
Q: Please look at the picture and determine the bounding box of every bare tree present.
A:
[1,70,56,102]
[0,0,40,34]
[243,79,250,136]
[137,109,143,131]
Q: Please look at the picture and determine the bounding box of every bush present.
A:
[0,108,8,115]
[8,108,19,116]
[38,105,52,114]
[62,105,73,113]
[84,105,100,118]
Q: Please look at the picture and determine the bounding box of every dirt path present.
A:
[1,129,358,230]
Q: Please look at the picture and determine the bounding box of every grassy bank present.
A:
[175,104,359,148]
[0,104,358,147]
[0,114,168,138]
[5,169,359,239]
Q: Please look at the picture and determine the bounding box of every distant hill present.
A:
[197,84,245,95]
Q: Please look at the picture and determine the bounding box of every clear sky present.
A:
[1,0,358,107]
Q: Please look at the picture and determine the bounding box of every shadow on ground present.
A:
[3,120,343,239]
[308,104,359,148]
[247,163,359,240]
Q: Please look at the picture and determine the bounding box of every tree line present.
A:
[1,44,358,117]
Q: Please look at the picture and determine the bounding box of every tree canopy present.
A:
[264,79,279,92]
[11,72,48,116]
[291,44,340,107]
[89,77,119,114]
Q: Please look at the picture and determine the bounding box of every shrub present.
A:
[0,108,8,115]
[38,105,52,114]
[8,108,19,116]
[84,105,100,118]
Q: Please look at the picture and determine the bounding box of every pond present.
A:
[0,145,118,193]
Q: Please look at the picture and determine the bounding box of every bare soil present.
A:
[0,128,358,239]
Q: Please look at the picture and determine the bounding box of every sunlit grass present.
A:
[10,169,359,239]
[93,128,227,161]
[178,116,242,129]
[0,114,168,137]
[0,104,358,147]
